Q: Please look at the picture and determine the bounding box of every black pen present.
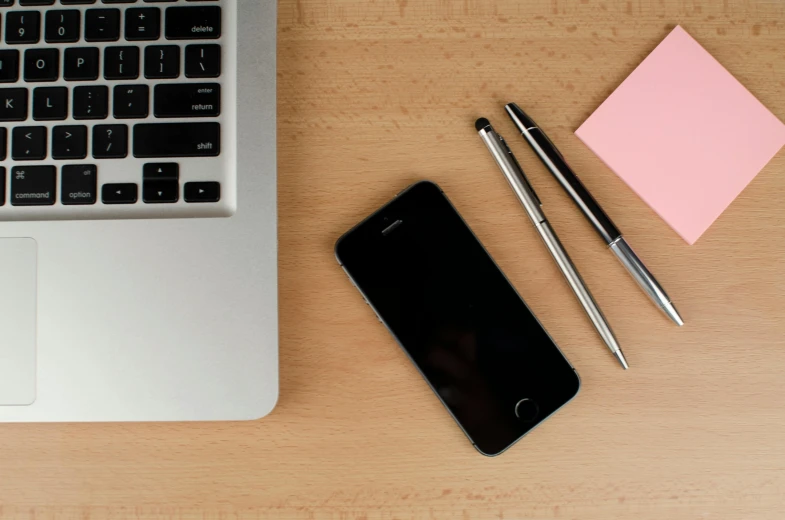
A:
[505,103,684,326]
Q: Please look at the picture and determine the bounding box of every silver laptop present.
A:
[0,1,278,422]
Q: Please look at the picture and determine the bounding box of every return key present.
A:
[154,83,221,118]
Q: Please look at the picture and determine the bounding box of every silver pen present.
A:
[505,103,684,326]
[476,118,629,369]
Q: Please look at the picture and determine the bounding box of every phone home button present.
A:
[515,398,539,422]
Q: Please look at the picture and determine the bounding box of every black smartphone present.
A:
[335,181,580,456]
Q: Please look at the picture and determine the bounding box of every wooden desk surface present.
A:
[4,1,785,519]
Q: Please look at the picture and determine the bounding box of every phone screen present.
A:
[336,181,580,456]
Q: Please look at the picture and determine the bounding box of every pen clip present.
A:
[498,134,513,154]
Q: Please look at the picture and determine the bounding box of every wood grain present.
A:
[3,1,785,518]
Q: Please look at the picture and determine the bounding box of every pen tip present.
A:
[475,118,491,132]
[664,301,685,326]
[614,349,630,370]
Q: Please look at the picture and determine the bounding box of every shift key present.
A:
[154,83,220,118]
[133,122,220,158]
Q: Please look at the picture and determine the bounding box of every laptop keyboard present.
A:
[0,0,236,220]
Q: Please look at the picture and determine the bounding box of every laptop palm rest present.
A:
[0,238,37,406]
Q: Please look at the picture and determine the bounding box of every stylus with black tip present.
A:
[476,117,629,369]
[505,103,683,327]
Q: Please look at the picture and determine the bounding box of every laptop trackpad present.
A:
[0,238,37,406]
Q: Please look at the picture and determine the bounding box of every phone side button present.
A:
[514,398,539,422]
[341,266,357,287]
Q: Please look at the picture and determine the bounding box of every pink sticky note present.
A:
[575,25,785,244]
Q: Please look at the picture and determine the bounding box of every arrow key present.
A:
[184,181,220,203]
[12,126,47,161]
[102,183,137,205]
[143,180,178,204]
[52,125,87,160]
[143,162,178,181]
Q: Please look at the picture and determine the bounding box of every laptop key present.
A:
[84,8,120,42]
[32,86,67,120]
[102,182,137,204]
[143,180,178,203]
[6,11,41,44]
[92,123,127,158]
[0,128,6,160]
[73,85,108,119]
[133,122,219,158]
[24,48,59,82]
[10,165,56,205]
[113,84,148,119]
[153,83,219,118]
[52,124,87,159]
[125,7,160,41]
[184,44,220,78]
[12,125,46,160]
[144,45,179,79]
[143,162,178,180]
[0,167,5,206]
[45,9,80,43]
[184,181,219,203]
[0,88,27,121]
[104,46,139,80]
[165,6,220,40]
[64,47,99,80]
[61,163,96,205]
[0,50,20,83]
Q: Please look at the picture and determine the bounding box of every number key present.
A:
[6,11,41,44]
[45,10,80,43]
